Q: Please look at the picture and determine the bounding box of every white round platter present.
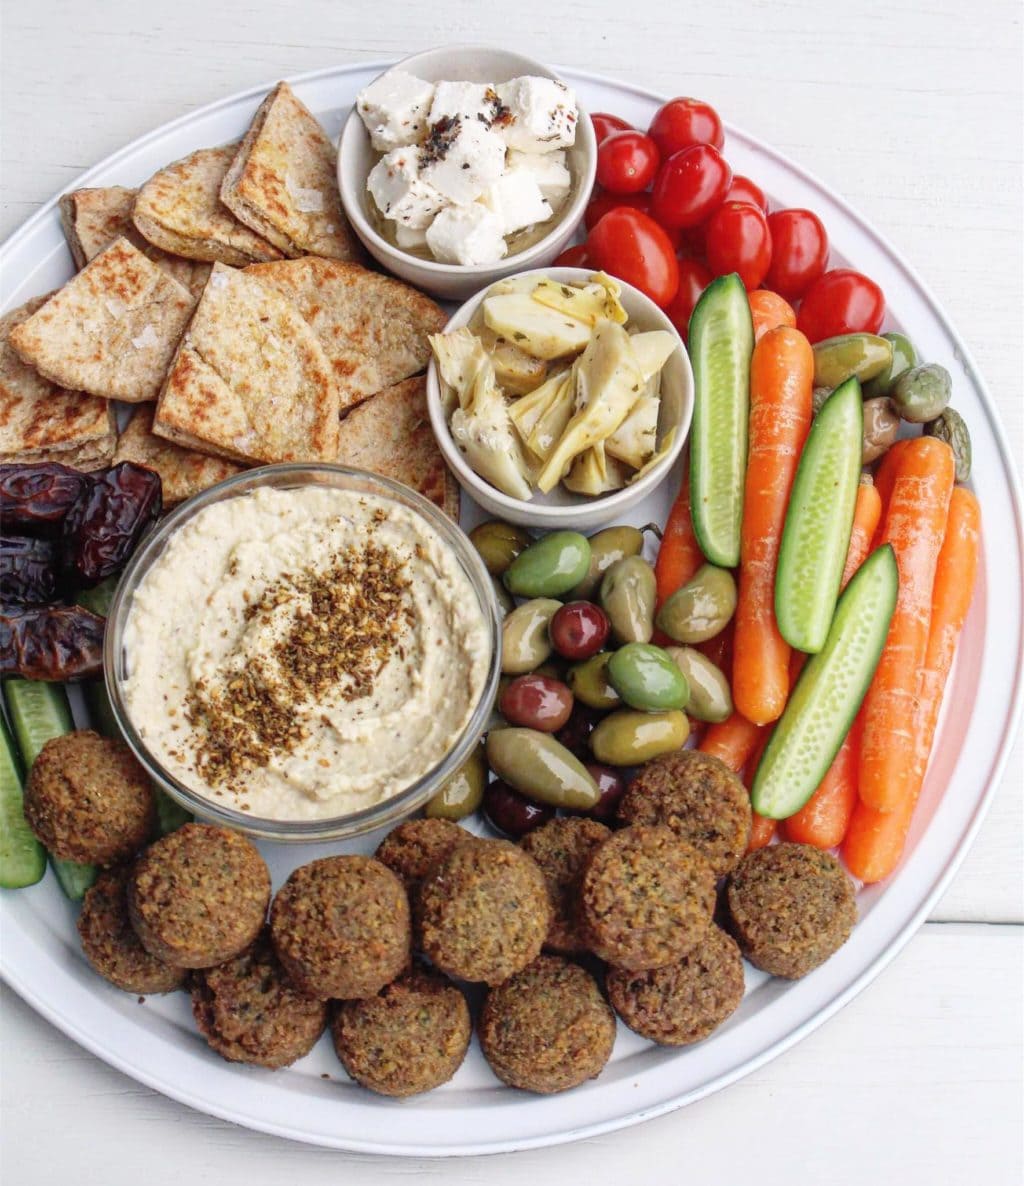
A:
[1,60,1021,1158]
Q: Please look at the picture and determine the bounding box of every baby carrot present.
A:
[858,437,956,814]
[748,290,796,343]
[841,481,883,588]
[871,438,912,531]
[733,326,814,725]
[844,487,981,881]
[655,463,704,609]
[699,710,761,773]
[743,728,777,850]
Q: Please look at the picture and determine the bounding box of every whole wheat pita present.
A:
[59,186,212,297]
[221,82,360,261]
[245,257,445,415]
[7,240,195,404]
[153,263,339,465]
[335,375,459,520]
[133,146,283,267]
[0,296,117,468]
[113,404,243,504]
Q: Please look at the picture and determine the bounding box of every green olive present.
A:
[890,363,952,424]
[490,575,515,616]
[861,397,901,464]
[567,651,621,710]
[655,563,737,644]
[470,520,533,576]
[812,333,894,389]
[607,643,690,711]
[863,332,918,398]
[504,531,592,598]
[501,598,560,674]
[485,728,599,810]
[664,647,732,723]
[569,524,649,599]
[924,406,972,482]
[424,745,487,820]
[600,554,656,644]
[590,709,690,766]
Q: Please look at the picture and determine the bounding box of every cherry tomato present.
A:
[726,174,767,212]
[553,243,591,268]
[584,188,651,231]
[648,97,725,156]
[483,780,554,838]
[677,222,709,259]
[705,201,772,290]
[550,601,610,660]
[765,209,829,300]
[591,112,633,144]
[581,764,626,821]
[664,257,713,340]
[588,208,680,307]
[596,130,660,195]
[797,268,886,342]
[650,145,732,230]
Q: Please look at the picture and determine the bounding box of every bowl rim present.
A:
[425,265,694,524]
[103,462,501,843]
[337,43,598,277]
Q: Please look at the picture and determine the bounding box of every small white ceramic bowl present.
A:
[426,267,694,532]
[338,45,597,301]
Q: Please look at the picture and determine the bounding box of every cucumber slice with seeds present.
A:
[0,711,46,889]
[688,273,754,568]
[752,545,898,819]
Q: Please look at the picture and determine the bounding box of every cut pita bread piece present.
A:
[221,82,360,261]
[0,296,117,468]
[9,241,195,404]
[133,146,283,267]
[113,404,243,504]
[153,263,339,465]
[246,258,445,414]
[335,376,459,521]
[58,186,212,297]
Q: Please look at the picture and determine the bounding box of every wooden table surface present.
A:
[1,1,1021,1182]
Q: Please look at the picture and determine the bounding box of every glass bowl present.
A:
[104,464,501,843]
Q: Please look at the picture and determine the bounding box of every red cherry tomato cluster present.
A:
[561,97,887,341]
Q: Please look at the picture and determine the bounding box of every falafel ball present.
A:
[478,955,616,1094]
[24,730,155,866]
[726,843,857,979]
[191,929,328,1069]
[270,855,410,1001]
[77,867,187,995]
[127,823,270,969]
[607,925,745,1045]
[520,817,610,955]
[332,965,471,1097]
[578,824,715,971]
[375,817,467,893]
[617,749,752,878]
[416,838,550,986]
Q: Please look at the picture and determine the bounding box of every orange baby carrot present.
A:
[858,437,956,813]
[655,463,704,611]
[844,487,981,881]
[733,325,814,725]
[743,728,777,850]
[842,481,883,588]
[871,438,912,530]
[748,289,796,343]
[699,710,762,773]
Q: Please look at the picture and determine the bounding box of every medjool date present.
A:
[0,463,90,535]
[0,605,105,681]
[1,535,59,604]
[62,463,162,586]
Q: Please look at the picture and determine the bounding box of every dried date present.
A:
[1,535,60,605]
[62,462,162,586]
[0,463,90,536]
[0,605,105,681]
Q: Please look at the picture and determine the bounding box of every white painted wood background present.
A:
[1,0,1021,1181]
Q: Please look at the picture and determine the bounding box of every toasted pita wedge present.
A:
[8,241,195,404]
[133,146,283,267]
[59,186,212,297]
[221,82,360,261]
[335,376,459,520]
[245,258,445,414]
[153,264,339,465]
[1,296,117,468]
[113,404,243,504]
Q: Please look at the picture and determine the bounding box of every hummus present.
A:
[122,485,491,821]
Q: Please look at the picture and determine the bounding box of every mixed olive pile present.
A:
[424,521,737,837]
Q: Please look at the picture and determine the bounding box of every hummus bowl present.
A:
[104,465,501,843]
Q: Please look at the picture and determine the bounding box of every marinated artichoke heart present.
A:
[564,442,630,495]
[530,272,628,326]
[606,392,659,469]
[449,358,536,500]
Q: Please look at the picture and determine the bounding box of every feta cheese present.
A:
[496,77,578,153]
[428,80,502,127]
[367,147,445,229]
[480,169,552,235]
[426,205,507,266]
[507,149,572,209]
[356,70,435,152]
[420,117,507,206]
[394,222,430,250]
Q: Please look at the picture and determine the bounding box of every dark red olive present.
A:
[483,779,554,838]
[499,674,574,732]
[582,763,627,821]
[549,601,610,661]
[554,701,603,759]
